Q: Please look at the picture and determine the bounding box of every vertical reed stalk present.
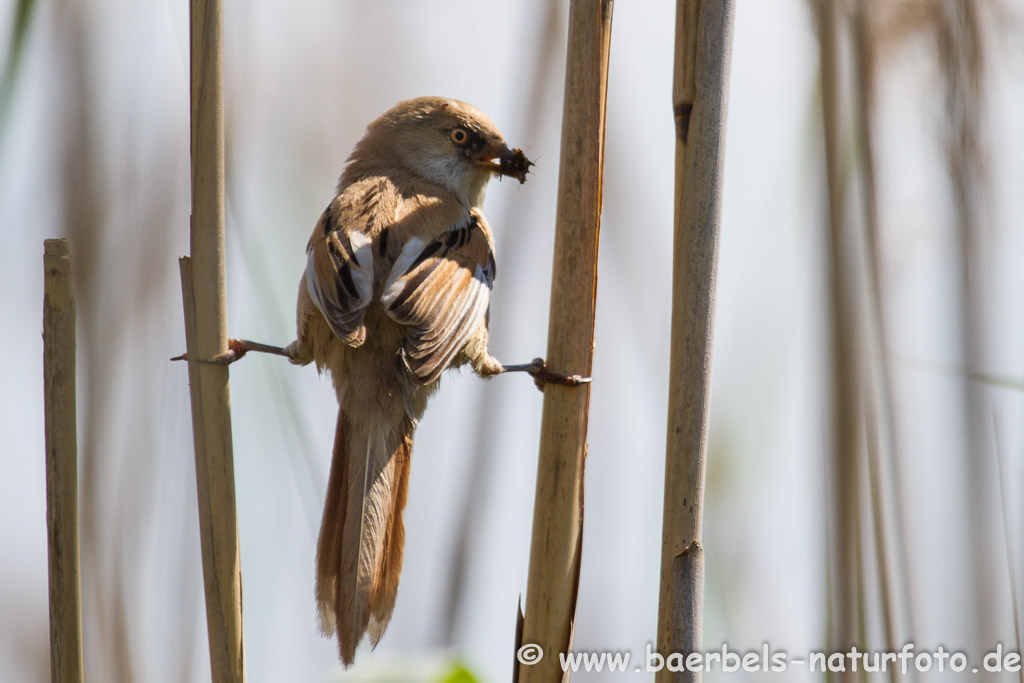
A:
[181,0,246,680]
[43,238,84,683]
[815,0,862,667]
[518,1,612,681]
[936,3,1002,651]
[851,5,910,671]
[655,3,734,681]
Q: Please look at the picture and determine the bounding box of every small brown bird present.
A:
[207,96,586,665]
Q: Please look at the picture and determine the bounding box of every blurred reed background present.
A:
[1,0,1022,681]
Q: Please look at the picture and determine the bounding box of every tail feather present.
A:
[314,411,348,632]
[368,431,411,644]
[315,406,414,666]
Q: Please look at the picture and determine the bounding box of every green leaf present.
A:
[0,0,39,146]
[436,663,480,683]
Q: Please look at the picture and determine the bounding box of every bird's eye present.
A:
[450,128,469,145]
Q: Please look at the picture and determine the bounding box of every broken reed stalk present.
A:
[182,0,246,680]
[517,1,612,681]
[655,2,734,681]
[43,238,84,683]
[815,0,862,662]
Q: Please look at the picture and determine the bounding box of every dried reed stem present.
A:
[815,0,862,664]
[656,2,734,680]
[517,1,612,681]
[43,238,83,683]
[182,0,246,679]
[850,0,898,657]
[670,541,704,672]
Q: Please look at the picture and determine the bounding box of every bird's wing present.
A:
[304,190,380,347]
[381,212,495,384]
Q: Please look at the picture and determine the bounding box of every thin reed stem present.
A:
[656,2,734,680]
[43,238,84,683]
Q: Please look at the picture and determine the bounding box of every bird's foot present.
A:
[501,358,591,391]
[171,338,296,365]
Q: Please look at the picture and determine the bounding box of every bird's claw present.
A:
[209,339,250,365]
[525,357,591,391]
[170,339,253,365]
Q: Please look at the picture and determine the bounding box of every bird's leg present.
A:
[467,341,590,390]
[171,338,309,366]
[498,357,591,390]
[212,339,294,365]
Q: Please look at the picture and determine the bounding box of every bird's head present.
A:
[349,97,533,208]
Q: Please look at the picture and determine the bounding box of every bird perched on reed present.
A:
[203,97,586,665]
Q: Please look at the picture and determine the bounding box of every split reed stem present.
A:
[518,1,613,681]
[181,0,246,679]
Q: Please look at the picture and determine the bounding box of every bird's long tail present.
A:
[315,404,413,666]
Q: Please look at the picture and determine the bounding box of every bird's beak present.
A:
[474,143,533,184]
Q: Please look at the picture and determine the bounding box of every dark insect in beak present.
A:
[498,148,534,184]
[475,146,534,184]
